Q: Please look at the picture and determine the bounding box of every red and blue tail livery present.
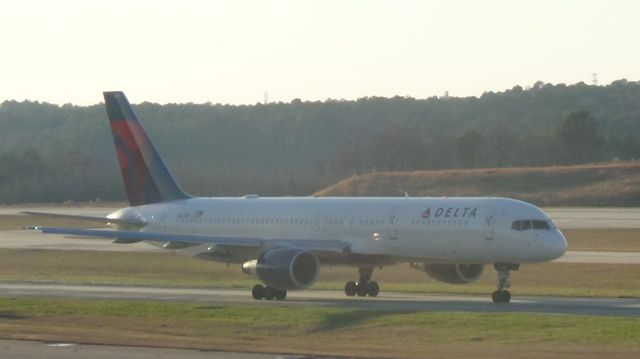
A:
[104,91,190,206]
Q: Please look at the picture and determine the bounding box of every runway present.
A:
[543,207,640,229]
[554,250,640,264]
[1,281,638,317]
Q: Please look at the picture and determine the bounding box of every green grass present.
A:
[0,297,638,358]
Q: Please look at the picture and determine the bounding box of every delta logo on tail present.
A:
[110,120,160,206]
[104,91,190,207]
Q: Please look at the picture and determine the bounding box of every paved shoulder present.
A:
[557,251,640,264]
[0,339,278,359]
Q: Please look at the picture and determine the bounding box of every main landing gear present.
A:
[492,263,519,303]
[344,267,380,297]
[252,284,287,300]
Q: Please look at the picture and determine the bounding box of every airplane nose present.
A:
[542,230,567,260]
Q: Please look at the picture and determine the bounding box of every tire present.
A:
[502,290,511,303]
[356,282,368,297]
[275,289,287,300]
[367,281,380,297]
[264,286,275,300]
[491,290,501,303]
[252,284,265,300]
[345,281,357,296]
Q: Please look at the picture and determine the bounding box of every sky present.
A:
[0,0,639,105]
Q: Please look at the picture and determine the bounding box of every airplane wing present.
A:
[37,227,351,254]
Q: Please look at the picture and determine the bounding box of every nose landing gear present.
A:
[344,267,380,297]
[492,263,519,303]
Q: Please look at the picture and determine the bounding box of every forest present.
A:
[0,79,639,203]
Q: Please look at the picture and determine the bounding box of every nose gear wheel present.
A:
[492,263,518,303]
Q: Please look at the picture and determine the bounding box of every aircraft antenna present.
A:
[592,73,598,86]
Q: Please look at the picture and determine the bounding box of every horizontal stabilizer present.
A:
[21,211,145,227]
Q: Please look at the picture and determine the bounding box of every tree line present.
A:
[0,79,639,203]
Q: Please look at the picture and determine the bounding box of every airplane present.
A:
[32,91,567,304]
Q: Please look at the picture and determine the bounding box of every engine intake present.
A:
[420,263,484,284]
[242,248,319,289]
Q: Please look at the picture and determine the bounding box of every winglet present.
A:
[104,91,190,206]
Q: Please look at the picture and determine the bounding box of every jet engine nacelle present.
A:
[420,263,484,284]
[242,248,319,290]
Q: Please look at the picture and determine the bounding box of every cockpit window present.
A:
[511,219,550,231]
[532,220,550,229]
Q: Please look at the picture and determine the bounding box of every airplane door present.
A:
[388,214,399,240]
[483,210,495,240]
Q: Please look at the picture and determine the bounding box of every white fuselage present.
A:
[108,196,567,265]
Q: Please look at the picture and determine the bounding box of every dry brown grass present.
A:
[315,161,640,206]
[564,228,640,251]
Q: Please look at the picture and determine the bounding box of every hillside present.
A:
[314,161,640,207]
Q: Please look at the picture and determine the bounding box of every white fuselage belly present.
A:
[113,196,566,265]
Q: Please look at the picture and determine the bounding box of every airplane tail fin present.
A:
[103,91,190,206]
